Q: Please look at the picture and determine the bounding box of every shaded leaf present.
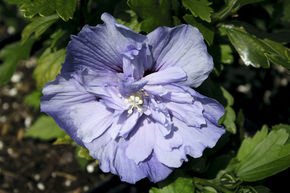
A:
[24,115,66,140]
[183,14,214,45]
[182,0,213,22]
[117,10,141,33]
[0,39,35,85]
[220,44,234,64]
[282,0,290,22]
[22,14,59,43]
[33,48,65,90]
[128,0,172,33]
[150,176,194,193]
[219,87,236,134]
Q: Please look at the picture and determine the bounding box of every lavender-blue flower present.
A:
[41,13,225,183]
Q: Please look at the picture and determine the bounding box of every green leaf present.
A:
[150,176,194,193]
[182,0,213,22]
[231,126,290,181]
[253,186,271,193]
[53,134,73,145]
[116,10,141,33]
[14,0,77,21]
[219,87,236,134]
[212,0,263,21]
[24,115,66,140]
[23,90,41,109]
[49,29,67,48]
[55,0,77,21]
[78,147,94,161]
[0,38,35,85]
[222,25,269,68]
[20,0,55,18]
[220,44,234,64]
[5,0,30,4]
[22,14,59,44]
[282,0,290,22]
[183,14,214,45]
[128,0,172,33]
[272,124,290,144]
[33,48,65,90]
[222,25,290,69]
[236,125,268,161]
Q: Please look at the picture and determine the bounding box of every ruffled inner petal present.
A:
[143,67,187,85]
[166,100,206,127]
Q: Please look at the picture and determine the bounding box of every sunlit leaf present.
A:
[33,48,65,90]
[78,146,94,161]
[55,0,77,21]
[182,0,213,22]
[228,125,290,181]
[222,25,290,69]
[22,14,59,43]
[0,39,35,85]
[24,115,66,140]
[23,90,41,109]
[20,0,55,18]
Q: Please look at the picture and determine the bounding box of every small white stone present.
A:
[7,26,16,34]
[64,179,72,187]
[0,116,7,123]
[237,84,251,94]
[11,73,22,83]
[34,174,40,181]
[83,186,89,191]
[8,88,17,96]
[24,117,32,128]
[37,183,45,191]
[0,141,4,150]
[86,164,94,173]
[7,148,13,155]
[2,103,9,110]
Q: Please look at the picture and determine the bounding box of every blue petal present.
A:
[173,117,225,158]
[62,13,147,73]
[125,117,154,164]
[70,102,113,143]
[41,73,96,146]
[147,25,213,87]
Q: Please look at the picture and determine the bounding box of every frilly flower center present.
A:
[124,94,144,114]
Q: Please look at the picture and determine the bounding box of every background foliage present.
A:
[0,0,289,192]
